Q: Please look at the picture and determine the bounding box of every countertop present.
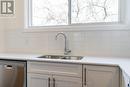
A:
[0,53,130,78]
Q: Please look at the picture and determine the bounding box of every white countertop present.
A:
[0,53,40,60]
[0,53,130,78]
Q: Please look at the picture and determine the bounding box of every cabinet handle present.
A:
[84,68,87,85]
[48,77,50,87]
[53,78,55,87]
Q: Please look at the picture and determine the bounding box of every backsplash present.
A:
[4,29,130,58]
[0,19,5,52]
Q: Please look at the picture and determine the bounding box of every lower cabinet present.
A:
[27,61,82,87]
[27,73,82,87]
[83,65,120,87]
[28,73,50,87]
[27,62,120,87]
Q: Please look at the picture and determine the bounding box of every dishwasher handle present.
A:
[4,65,14,70]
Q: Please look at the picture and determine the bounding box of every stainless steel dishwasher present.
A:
[0,60,26,87]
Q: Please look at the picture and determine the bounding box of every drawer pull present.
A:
[84,68,87,85]
[48,77,50,87]
[53,78,55,87]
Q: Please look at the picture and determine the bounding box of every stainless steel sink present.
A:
[37,55,83,60]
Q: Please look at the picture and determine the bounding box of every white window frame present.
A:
[24,0,129,32]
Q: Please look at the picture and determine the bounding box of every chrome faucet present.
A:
[55,32,71,55]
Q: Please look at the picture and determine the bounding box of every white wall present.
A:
[0,19,5,52]
[4,0,130,58]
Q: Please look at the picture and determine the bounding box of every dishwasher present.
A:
[0,60,26,87]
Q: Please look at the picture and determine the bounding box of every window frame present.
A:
[24,0,129,32]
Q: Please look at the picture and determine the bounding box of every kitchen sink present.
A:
[37,55,83,60]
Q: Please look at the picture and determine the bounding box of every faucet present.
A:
[55,32,71,55]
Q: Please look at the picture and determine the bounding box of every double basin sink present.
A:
[37,55,83,60]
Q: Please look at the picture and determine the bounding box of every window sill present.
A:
[24,23,130,33]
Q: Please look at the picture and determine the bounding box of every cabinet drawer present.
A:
[27,61,82,77]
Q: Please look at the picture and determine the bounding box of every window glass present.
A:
[71,0,119,24]
[32,0,68,26]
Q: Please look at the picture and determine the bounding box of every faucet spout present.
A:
[55,33,71,55]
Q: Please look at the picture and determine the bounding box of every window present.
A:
[28,0,119,27]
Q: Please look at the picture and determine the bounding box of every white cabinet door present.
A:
[28,73,51,87]
[83,65,119,87]
[53,75,82,87]
[121,71,130,87]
